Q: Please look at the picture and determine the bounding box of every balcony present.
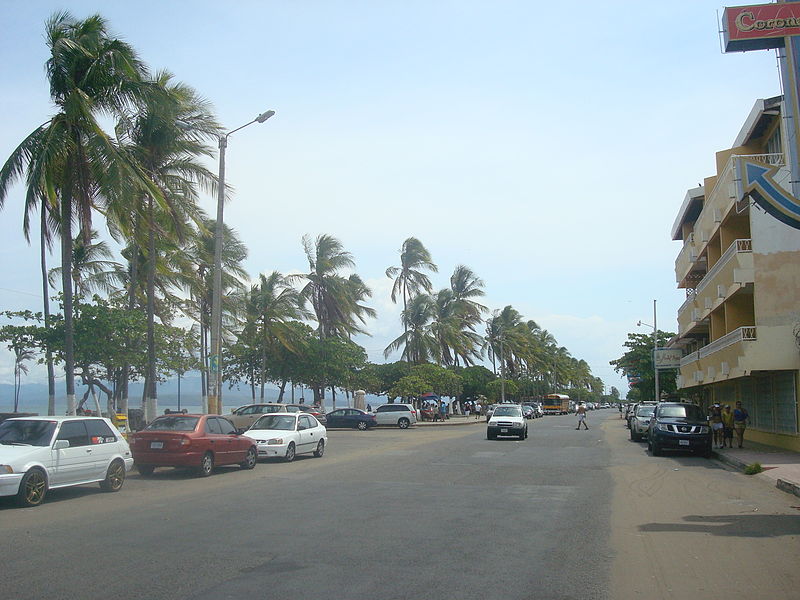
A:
[695,238,753,297]
[698,326,756,359]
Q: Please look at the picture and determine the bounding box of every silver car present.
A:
[630,404,656,442]
[373,404,417,429]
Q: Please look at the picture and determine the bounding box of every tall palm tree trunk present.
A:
[41,204,56,415]
[61,180,76,415]
[144,196,158,422]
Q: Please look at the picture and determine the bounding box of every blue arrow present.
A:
[742,160,800,229]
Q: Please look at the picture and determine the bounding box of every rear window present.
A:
[146,416,200,431]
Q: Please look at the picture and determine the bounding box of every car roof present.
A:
[5,415,109,422]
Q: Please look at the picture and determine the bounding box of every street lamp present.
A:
[637,299,659,403]
[208,109,275,415]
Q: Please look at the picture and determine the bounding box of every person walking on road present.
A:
[720,404,734,448]
[733,401,749,448]
[575,402,589,430]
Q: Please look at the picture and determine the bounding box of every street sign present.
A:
[653,348,682,369]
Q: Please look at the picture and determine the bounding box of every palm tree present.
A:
[48,230,123,299]
[386,237,437,332]
[13,346,36,413]
[384,293,438,364]
[114,72,220,421]
[1,12,150,414]
[244,271,310,399]
[298,234,366,339]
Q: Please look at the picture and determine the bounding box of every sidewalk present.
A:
[416,414,485,426]
[713,441,800,499]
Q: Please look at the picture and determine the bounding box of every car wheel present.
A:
[16,468,47,508]
[356,420,368,431]
[313,440,325,458]
[519,431,526,440]
[100,459,126,492]
[137,464,155,476]
[198,452,214,477]
[651,442,662,457]
[398,417,410,429]
[284,442,296,462]
[240,447,257,470]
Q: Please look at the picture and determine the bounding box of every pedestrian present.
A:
[475,401,482,420]
[733,401,749,448]
[709,404,723,448]
[440,400,447,421]
[464,402,471,418]
[619,404,624,419]
[720,404,734,448]
[366,403,372,412]
[575,402,589,430]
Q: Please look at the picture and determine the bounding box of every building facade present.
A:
[671,95,800,451]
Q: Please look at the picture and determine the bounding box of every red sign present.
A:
[723,2,800,52]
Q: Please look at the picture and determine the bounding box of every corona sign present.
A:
[723,2,800,52]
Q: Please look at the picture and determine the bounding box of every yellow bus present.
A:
[542,393,570,415]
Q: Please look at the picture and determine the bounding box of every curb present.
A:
[417,419,485,427]
[713,450,800,499]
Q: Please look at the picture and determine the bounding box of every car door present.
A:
[231,405,258,431]
[297,415,317,454]
[51,420,93,486]
[217,417,247,464]
[204,417,227,464]
[327,410,344,427]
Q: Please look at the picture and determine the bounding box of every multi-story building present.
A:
[671,95,800,451]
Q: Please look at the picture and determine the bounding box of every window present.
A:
[205,418,223,434]
[299,416,314,430]
[253,415,295,430]
[766,125,783,157]
[239,406,258,415]
[57,421,90,447]
[0,420,56,447]
[376,405,396,412]
[147,416,199,432]
[217,418,237,435]
[85,419,116,444]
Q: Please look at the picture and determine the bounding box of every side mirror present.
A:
[53,439,70,450]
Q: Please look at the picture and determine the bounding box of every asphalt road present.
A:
[2,412,798,599]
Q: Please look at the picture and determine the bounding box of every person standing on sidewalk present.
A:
[720,404,734,448]
[733,401,749,448]
[475,401,482,420]
[709,404,724,448]
[575,402,589,430]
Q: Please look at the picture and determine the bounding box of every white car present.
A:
[487,404,528,440]
[373,403,417,428]
[0,416,134,507]
[246,413,327,462]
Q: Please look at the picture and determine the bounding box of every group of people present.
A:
[463,400,483,419]
[708,401,749,449]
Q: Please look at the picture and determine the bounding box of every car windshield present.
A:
[0,420,57,446]
[145,416,199,431]
[252,415,296,430]
[493,406,521,417]
[659,405,705,420]
[636,406,655,417]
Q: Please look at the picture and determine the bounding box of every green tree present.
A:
[610,331,677,402]
[385,237,437,333]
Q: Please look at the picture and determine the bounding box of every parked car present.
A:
[487,404,527,440]
[647,403,712,457]
[226,403,287,431]
[283,404,327,425]
[373,404,417,429]
[630,404,656,442]
[246,413,327,462]
[0,416,133,507]
[128,414,257,477]
[521,405,535,419]
[325,408,377,430]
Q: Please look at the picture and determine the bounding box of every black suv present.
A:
[647,402,711,457]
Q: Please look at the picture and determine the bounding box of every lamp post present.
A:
[637,299,659,403]
[208,109,275,415]
[500,335,506,403]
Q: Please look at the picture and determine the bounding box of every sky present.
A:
[0,1,785,399]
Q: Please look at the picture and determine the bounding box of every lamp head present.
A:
[256,110,276,123]
[636,320,642,327]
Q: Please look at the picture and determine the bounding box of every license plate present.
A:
[501,428,508,433]
[150,441,163,449]
[679,439,690,446]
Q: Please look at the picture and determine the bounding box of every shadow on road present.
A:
[639,513,800,537]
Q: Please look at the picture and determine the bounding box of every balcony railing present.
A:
[736,153,785,167]
[678,288,697,316]
[698,326,757,360]
[696,239,752,294]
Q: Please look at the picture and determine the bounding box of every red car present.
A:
[129,414,257,477]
